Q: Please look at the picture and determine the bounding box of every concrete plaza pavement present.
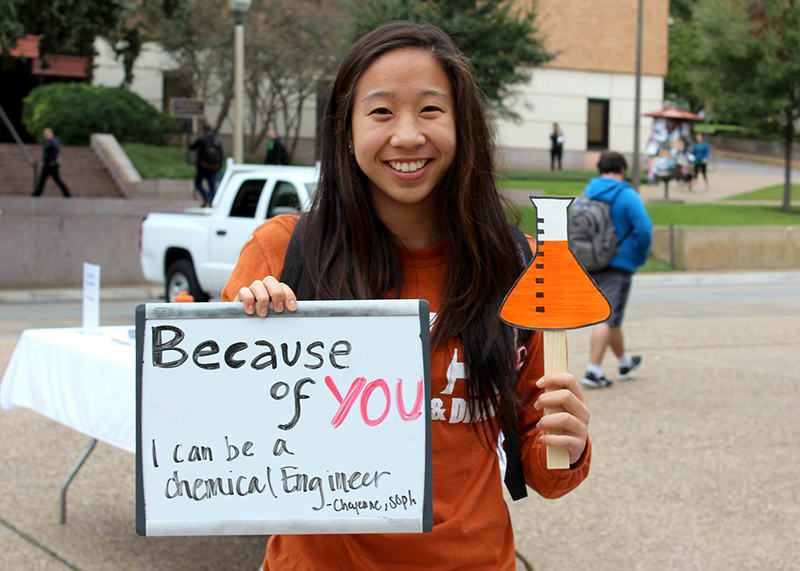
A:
[509,273,800,571]
[2,274,799,571]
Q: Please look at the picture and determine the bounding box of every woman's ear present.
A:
[348,141,354,154]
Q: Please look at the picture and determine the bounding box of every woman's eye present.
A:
[369,107,392,116]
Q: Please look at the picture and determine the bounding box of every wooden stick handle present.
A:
[543,330,570,469]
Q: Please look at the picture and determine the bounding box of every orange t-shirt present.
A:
[221,215,591,571]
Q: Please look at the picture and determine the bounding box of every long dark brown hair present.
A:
[302,20,524,444]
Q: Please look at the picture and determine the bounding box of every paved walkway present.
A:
[1,157,798,571]
[638,158,786,205]
[504,158,789,207]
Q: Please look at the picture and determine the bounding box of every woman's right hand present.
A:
[234,276,298,317]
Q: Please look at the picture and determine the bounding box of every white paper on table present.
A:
[83,263,100,329]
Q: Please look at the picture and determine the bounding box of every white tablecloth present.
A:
[1,326,136,453]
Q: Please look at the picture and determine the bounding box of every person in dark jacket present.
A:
[549,123,564,171]
[264,128,290,165]
[580,152,653,389]
[190,123,224,207]
[32,128,71,197]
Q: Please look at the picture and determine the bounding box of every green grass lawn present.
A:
[645,203,800,225]
[725,183,800,201]
[122,143,197,179]
[514,202,800,230]
[123,143,800,227]
[498,170,596,183]
[499,179,587,195]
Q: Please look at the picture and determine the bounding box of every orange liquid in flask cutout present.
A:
[501,196,611,330]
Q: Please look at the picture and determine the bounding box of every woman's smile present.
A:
[387,159,429,173]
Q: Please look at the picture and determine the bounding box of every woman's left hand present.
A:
[533,373,590,465]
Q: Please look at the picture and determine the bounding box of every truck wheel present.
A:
[166,259,209,302]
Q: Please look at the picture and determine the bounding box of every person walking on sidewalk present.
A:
[549,122,564,171]
[581,151,653,388]
[692,133,710,192]
[32,128,71,197]
[190,123,224,207]
[263,128,290,165]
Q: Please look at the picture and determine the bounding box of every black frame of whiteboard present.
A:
[135,300,432,537]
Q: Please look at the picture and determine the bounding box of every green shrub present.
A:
[22,83,176,145]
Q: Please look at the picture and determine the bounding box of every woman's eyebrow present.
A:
[361,90,393,103]
[361,89,450,104]
[420,89,450,100]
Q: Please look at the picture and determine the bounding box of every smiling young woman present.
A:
[223,20,591,571]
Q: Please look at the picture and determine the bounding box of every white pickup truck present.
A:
[140,159,318,301]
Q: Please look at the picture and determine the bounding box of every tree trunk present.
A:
[783,113,794,213]
[213,75,235,136]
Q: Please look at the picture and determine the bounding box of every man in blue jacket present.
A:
[692,133,710,192]
[581,152,653,388]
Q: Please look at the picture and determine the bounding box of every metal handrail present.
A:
[0,103,38,193]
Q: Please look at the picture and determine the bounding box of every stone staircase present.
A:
[0,142,122,198]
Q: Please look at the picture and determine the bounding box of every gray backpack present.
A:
[568,191,618,272]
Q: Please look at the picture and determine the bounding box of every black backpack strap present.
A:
[280,215,313,301]
[509,224,533,349]
[503,225,534,501]
[511,224,535,266]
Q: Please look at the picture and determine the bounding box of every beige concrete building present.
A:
[498,0,669,170]
[90,0,670,171]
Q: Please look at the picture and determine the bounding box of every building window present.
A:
[587,99,609,150]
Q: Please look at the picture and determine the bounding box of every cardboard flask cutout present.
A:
[500,196,611,469]
[136,300,433,536]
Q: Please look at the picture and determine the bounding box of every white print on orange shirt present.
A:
[432,347,495,424]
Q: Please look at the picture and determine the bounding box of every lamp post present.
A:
[230,0,252,164]
[631,0,643,191]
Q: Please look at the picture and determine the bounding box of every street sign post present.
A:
[168,98,206,165]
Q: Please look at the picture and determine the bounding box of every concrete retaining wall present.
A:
[131,178,195,200]
[0,196,194,288]
[1,196,798,288]
[651,225,800,270]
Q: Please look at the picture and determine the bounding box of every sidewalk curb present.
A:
[0,285,163,304]
[2,271,799,303]
[633,270,800,287]
[713,149,800,170]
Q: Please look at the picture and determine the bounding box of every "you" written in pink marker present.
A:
[325,376,424,427]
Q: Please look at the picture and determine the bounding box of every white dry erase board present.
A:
[135,300,432,537]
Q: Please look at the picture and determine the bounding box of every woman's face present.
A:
[350,47,456,229]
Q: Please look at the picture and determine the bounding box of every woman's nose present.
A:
[390,115,426,148]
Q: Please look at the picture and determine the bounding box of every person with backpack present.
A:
[190,123,224,207]
[222,21,591,570]
[575,151,652,388]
